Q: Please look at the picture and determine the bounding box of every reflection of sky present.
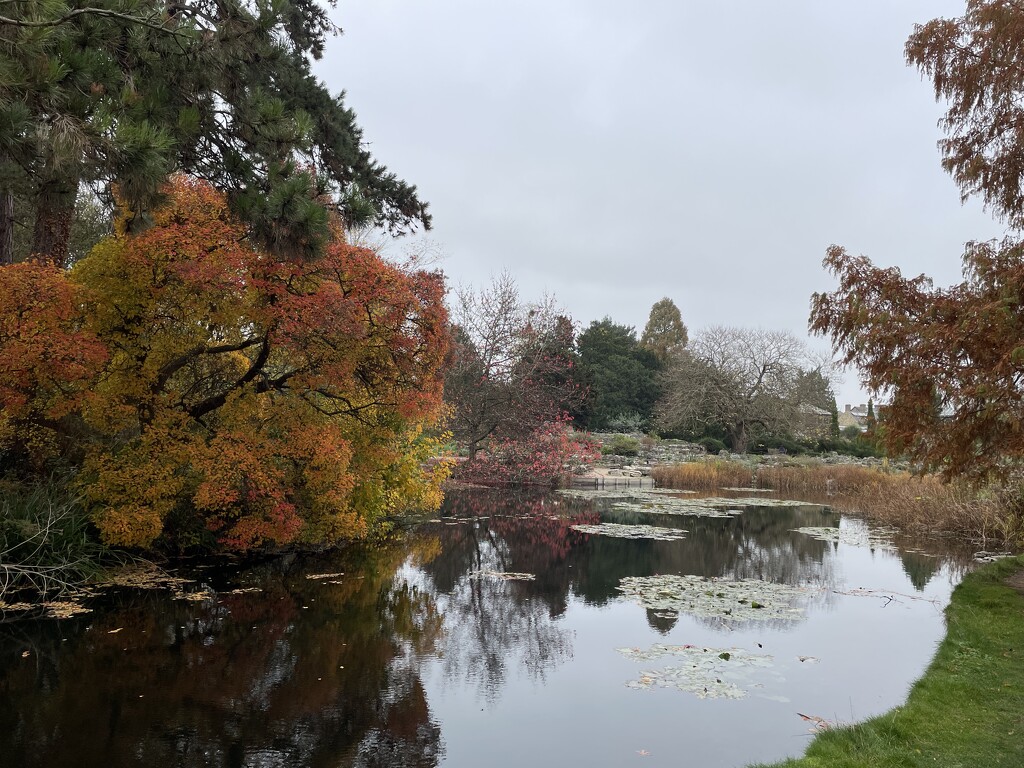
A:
[0,494,960,768]
[407,499,957,768]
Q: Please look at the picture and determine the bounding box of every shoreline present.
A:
[750,555,1024,767]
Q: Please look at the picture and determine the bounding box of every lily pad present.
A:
[466,570,536,581]
[794,524,899,551]
[570,523,686,541]
[974,551,1015,563]
[617,643,777,699]
[617,574,813,623]
[611,499,743,519]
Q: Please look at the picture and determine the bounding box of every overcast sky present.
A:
[317,0,1003,409]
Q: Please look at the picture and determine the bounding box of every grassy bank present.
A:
[751,555,1024,767]
[652,461,1024,549]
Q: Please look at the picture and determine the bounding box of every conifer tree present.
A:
[0,0,429,265]
[640,297,688,363]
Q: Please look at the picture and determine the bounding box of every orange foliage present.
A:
[0,263,107,470]
[0,177,449,551]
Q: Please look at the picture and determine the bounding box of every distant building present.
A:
[839,403,870,432]
[796,403,832,439]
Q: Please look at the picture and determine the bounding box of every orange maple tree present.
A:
[0,177,450,550]
[0,263,107,470]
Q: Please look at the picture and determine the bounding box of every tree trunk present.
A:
[729,423,748,454]
[31,179,77,267]
[0,188,13,265]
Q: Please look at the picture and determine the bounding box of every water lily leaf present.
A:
[617,643,778,699]
[794,523,898,551]
[570,523,686,541]
[466,570,536,581]
[617,574,815,623]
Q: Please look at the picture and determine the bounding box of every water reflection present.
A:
[1,545,446,768]
[0,488,968,768]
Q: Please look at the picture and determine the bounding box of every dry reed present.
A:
[652,460,1024,549]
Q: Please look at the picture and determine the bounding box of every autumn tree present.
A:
[0,177,449,550]
[656,327,813,452]
[811,242,1024,480]
[444,275,586,458]
[640,297,688,363]
[811,1,1024,480]
[0,262,106,471]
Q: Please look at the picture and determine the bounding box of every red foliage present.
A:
[453,417,600,488]
[812,241,1024,481]
[0,262,107,469]
[0,177,450,550]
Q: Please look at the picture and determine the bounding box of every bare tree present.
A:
[656,327,812,452]
[444,274,585,457]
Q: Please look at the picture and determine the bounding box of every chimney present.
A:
[844,404,851,413]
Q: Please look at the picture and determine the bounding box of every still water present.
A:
[1,487,966,768]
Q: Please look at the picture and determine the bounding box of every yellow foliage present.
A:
[54,177,451,551]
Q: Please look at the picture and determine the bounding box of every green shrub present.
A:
[841,425,862,440]
[698,436,728,454]
[607,434,641,456]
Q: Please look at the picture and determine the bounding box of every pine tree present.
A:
[0,0,429,264]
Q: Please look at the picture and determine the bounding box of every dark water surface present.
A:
[1,488,966,768]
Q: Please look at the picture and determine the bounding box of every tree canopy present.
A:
[577,318,661,431]
[656,326,812,452]
[640,297,688,363]
[0,177,449,550]
[444,275,585,457]
[812,0,1024,481]
[0,0,429,265]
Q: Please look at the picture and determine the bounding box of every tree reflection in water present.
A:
[0,487,953,768]
[421,489,599,701]
[0,541,446,768]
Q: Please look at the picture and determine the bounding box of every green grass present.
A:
[752,556,1024,767]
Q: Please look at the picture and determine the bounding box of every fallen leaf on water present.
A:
[636,750,650,756]
[108,628,123,634]
[21,651,30,658]
[42,601,92,619]
[797,712,834,731]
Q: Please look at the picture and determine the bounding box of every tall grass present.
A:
[650,461,755,490]
[653,461,1024,549]
[0,478,111,599]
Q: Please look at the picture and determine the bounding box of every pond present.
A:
[0,486,970,768]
